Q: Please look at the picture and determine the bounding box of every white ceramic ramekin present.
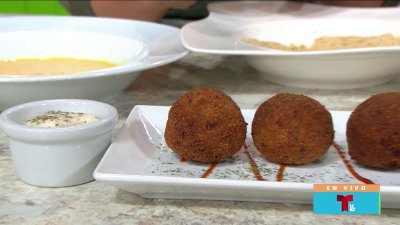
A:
[0,99,118,187]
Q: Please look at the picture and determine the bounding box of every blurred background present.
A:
[0,0,68,15]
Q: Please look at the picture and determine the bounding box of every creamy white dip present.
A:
[25,111,100,128]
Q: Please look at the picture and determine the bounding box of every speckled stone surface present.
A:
[1,53,399,225]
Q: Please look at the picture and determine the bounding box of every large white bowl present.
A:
[0,99,118,187]
[0,16,188,110]
[181,1,400,89]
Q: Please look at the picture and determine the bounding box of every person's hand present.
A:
[91,0,196,22]
[162,1,196,10]
[317,0,384,7]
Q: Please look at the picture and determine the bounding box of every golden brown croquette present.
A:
[251,93,334,165]
[164,88,247,163]
[347,92,400,170]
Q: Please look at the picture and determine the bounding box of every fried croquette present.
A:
[347,92,400,170]
[251,93,334,165]
[164,88,247,163]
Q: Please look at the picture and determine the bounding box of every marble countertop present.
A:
[1,53,399,224]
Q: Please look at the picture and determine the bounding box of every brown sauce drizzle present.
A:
[197,142,374,183]
[276,163,286,182]
[201,163,218,178]
[180,157,187,163]
[243,143,265,181]
[199,143,265,180]
[333,142,374,184]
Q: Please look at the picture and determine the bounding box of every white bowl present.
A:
[181,1,400,89]
[241,19,400,89]
[0,99,118,187]
[0,16,188,110]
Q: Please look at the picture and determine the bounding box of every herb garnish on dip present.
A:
[25,111,100,128]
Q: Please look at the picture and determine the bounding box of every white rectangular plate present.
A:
[94,105,400,208]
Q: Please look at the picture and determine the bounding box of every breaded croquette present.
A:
[251,93,334,165]
[164,88,247,163]
[347,92,400,170]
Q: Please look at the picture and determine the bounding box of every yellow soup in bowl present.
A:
[0,58,117,76]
